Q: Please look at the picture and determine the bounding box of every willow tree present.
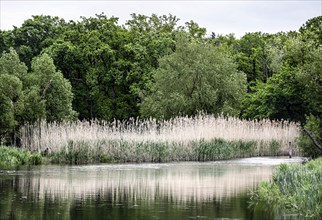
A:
[140,36,247,119]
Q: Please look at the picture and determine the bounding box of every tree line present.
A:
[0,14,321,156]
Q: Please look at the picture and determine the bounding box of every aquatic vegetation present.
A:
[251,158,322,219]
[19,114,300,164]
[0,146,43,169]
[49,140,114,164]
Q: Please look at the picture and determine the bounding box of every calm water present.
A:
[0,157,303,220]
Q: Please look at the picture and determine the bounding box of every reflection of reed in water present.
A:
[17,164,274,203]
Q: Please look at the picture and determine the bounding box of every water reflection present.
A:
[0,157,303,220]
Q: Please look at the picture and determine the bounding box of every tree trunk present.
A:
[303,128,322,153]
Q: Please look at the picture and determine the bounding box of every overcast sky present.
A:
[0,0,321,38]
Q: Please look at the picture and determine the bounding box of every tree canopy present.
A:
[0,14,322,156]
[0,48,75,144]
[140,36,246,119]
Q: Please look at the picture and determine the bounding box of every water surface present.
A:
[0,157,303,220]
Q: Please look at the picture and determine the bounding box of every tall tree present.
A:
[125,13,178,97]
[299,16,322,46]
[0,48,26,144]
[140,36,247,119]
[241,66,308,122]
[0,75,23,144]
[6,15,66,67]
[47,14,134,120]
[48,13,181,120]
[235,32,272,85]
[25,53,76,122]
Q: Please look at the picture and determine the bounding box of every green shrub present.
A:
[298,115,322,158]
[49,140,115,165]
[0,146,44,169]
[29,154,43,165]
[251,158,322,218]
[298,133,321,158]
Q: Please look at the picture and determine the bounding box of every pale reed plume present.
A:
[20,114,300,157]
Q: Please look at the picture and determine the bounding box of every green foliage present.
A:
[295,41,322,157]
[28,53,77,121]
[251,158,322,218]
[242,66,307,122]
[298,115,322,158]
[196,139,257,161]
[0,47,28,79]
[140,36,247,119]
[0,48,76,143]
[44,13,209,121]
[238,24,322,157]
[29,153,44,165]
[20,86,46,123]
[0,146,43,169]
[0,94,15,138]
[6,15,66,67]
[1,13,321,158]
[0,31,6,53]
[184,20,207,38]
[48,138,282,165]
[299,16,322,46]
[50,140,113,164]
[235,33,269,83]
[301,46,322,115]
[269,139,281,156]
[0,49,25,140]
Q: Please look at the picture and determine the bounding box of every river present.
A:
[0,157,303,220]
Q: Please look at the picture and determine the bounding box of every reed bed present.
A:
[251,158,322,218]
[19,115,301,164]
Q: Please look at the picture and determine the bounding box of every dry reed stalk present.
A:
[19,114,300,156]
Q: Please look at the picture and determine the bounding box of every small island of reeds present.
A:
[19,114,300,164]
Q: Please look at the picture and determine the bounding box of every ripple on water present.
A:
[214,156,304,166]
[70,163,168,171]
[69,156,304,172]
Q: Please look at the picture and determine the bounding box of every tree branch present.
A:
[303,128,322,153]
[41,79,53,99]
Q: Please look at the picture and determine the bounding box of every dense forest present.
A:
[0,14,321,156]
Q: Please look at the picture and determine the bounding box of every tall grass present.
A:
[19,114,300,164]
[251,158,322,218]
[0,146,43,169]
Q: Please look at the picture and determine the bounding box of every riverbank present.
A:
[0,146,43,169]
[251,157,322,218]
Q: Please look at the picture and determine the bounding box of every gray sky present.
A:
[0,0,321,38]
